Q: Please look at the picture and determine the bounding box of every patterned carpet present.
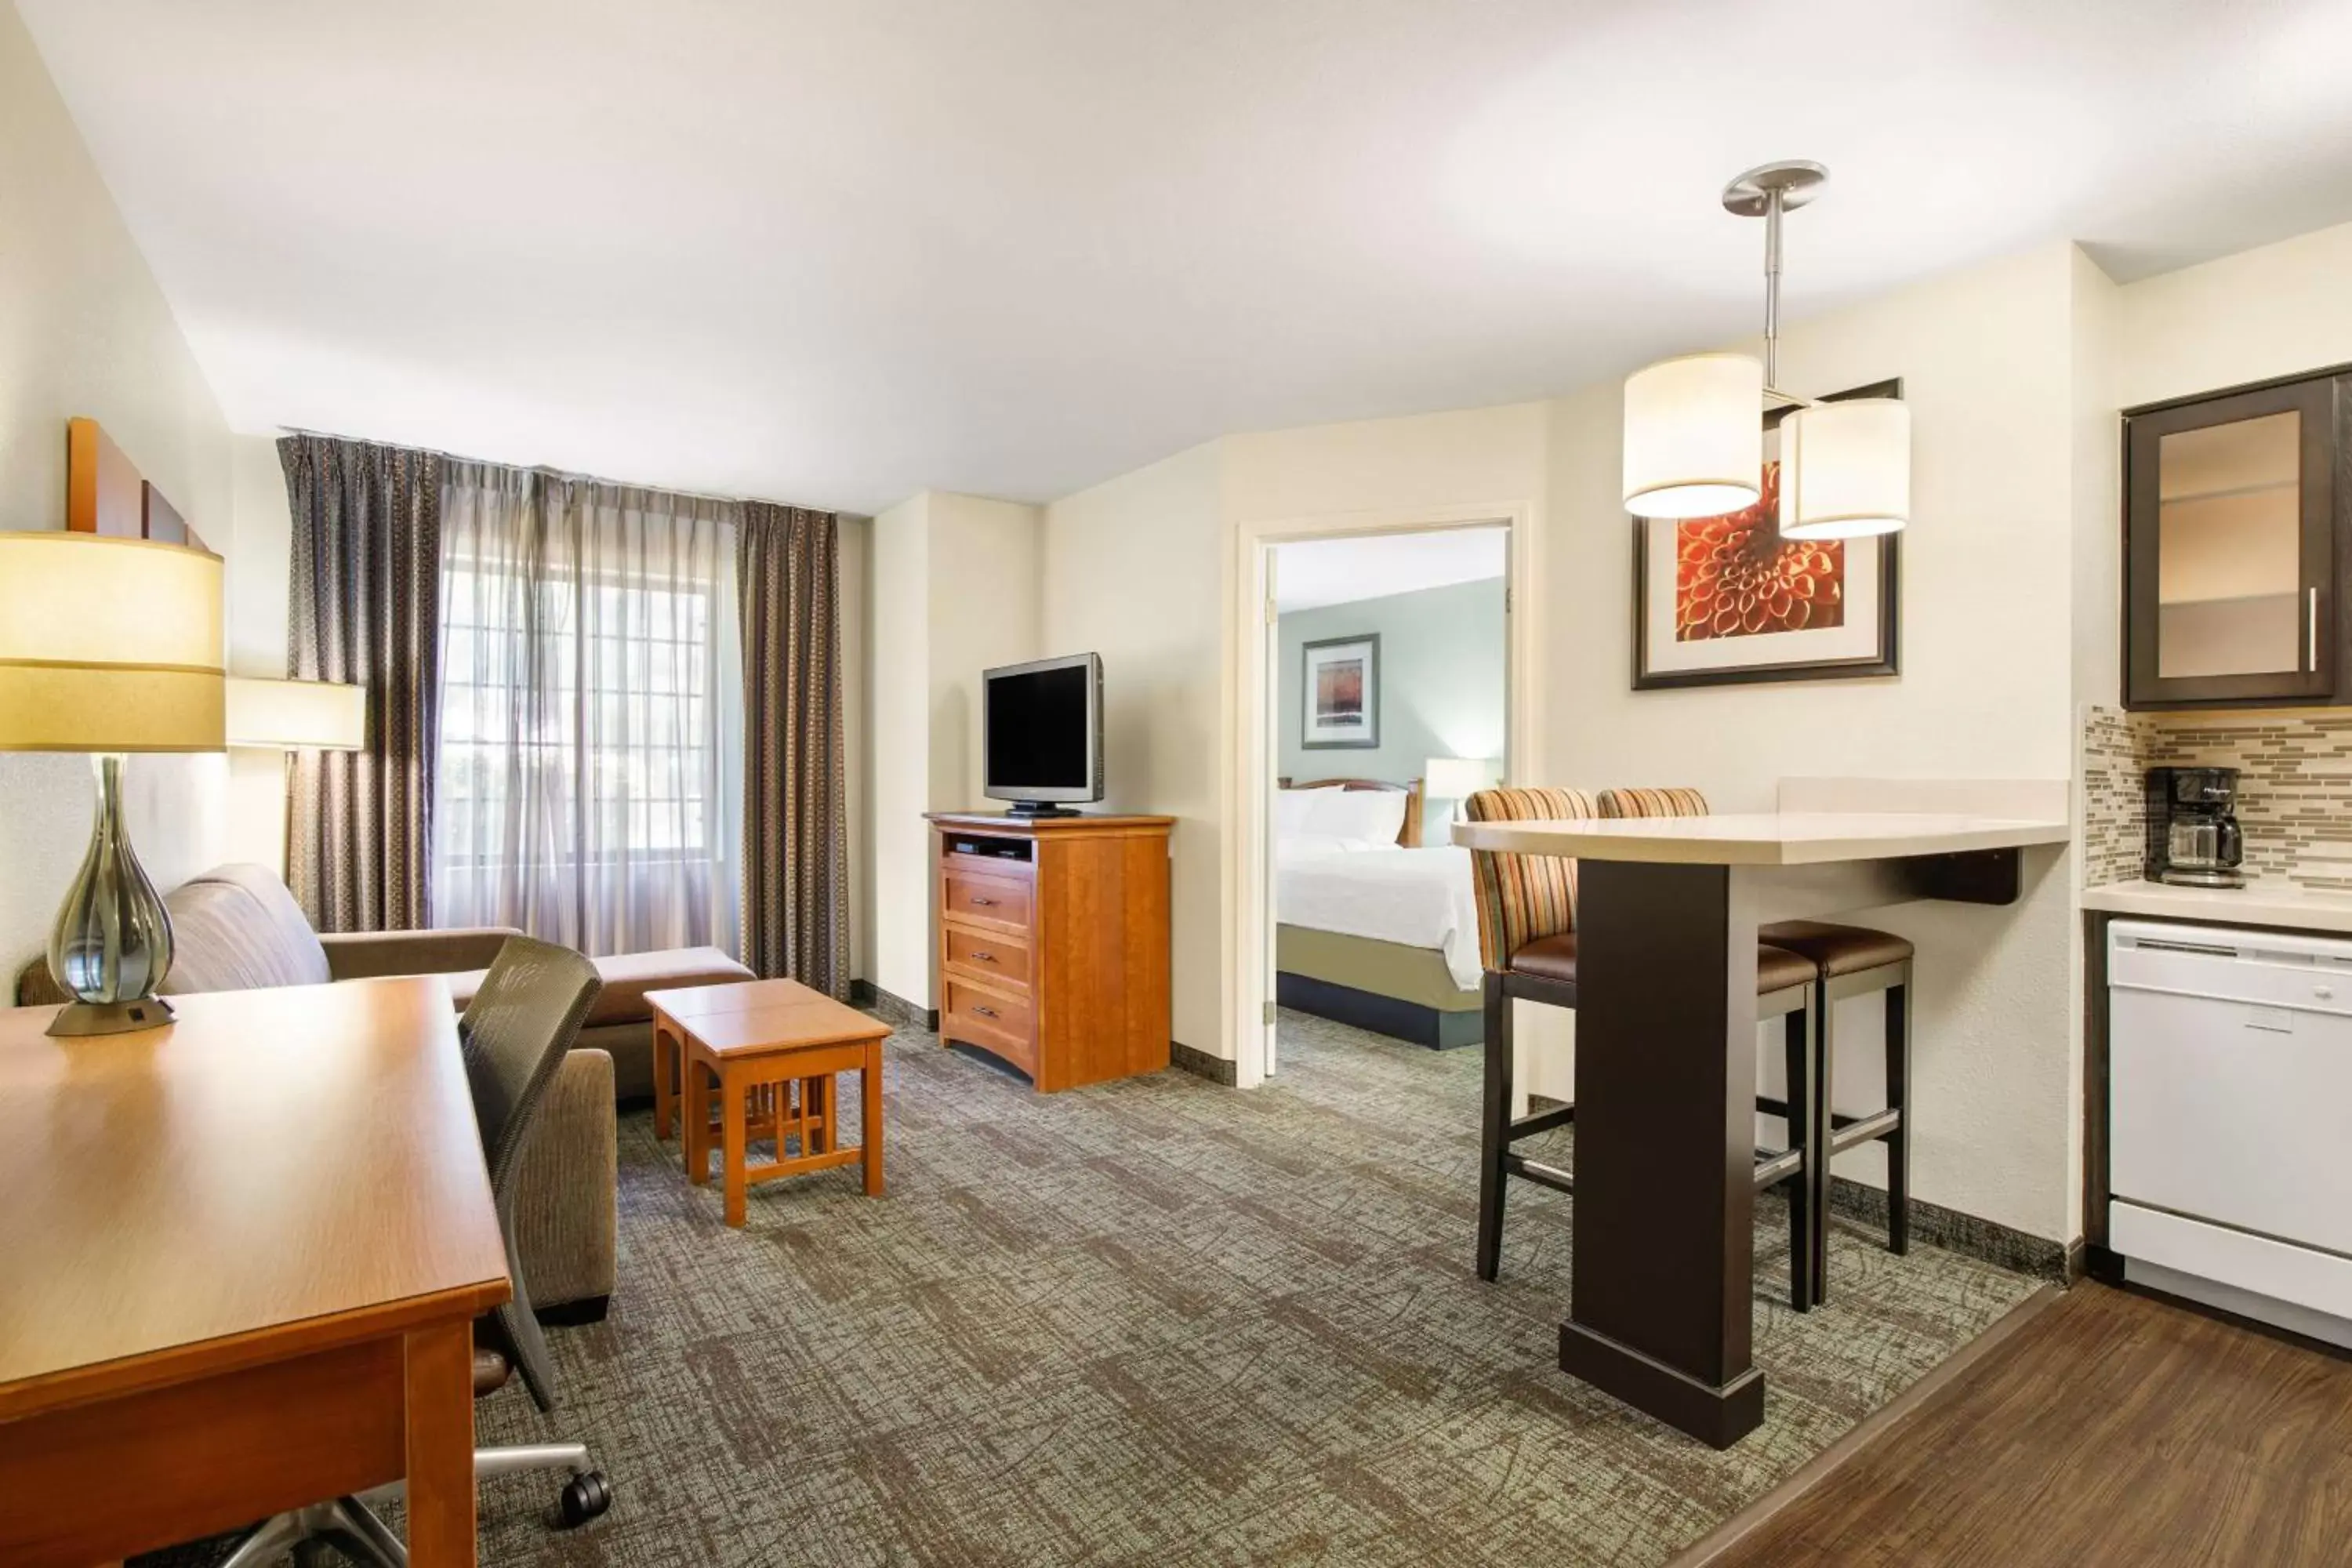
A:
[146,1009,2038,1567]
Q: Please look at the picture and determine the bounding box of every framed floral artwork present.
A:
[1632,379,1902,690]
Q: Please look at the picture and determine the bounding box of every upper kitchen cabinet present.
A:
[2125,372,2346,710]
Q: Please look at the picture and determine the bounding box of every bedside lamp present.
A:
[1425,757,1503,821]
[0,532,225,1036]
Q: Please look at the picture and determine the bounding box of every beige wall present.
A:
[223,433,294,873]
[869,493,932,1004]
[0,2,235,986]
[927,493,1044,809]
[868,489,1044,1010]
[2111,219,2352,411]
[1041,446,1225,1054]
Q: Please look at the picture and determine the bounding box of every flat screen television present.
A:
[982,652,1103,817]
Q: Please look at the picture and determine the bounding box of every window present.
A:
[432,470,742,956]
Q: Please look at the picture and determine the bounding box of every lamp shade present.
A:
[1778,398,1911,540]
[1623,352,1763,519]
[0,532,224,752]
[1424,757,1501,800]
[226,677,366,751]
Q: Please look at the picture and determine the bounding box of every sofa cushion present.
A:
[441,945,755,1027]
[160,865,333,995]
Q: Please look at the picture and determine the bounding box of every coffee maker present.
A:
[2144,766,2246,888]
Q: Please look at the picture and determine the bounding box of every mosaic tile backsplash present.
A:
[2079,705,2352,891]
[2081,706,2150,887]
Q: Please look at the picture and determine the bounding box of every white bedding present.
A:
[1276,840,1483,991]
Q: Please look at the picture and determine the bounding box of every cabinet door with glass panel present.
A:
[2125,375,2343,709]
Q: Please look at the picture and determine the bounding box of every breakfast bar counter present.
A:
[1453,807,2070,1446]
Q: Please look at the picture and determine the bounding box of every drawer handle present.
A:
[973,1004,999,1019]
[971,950,997,963]
[970,895,997,907]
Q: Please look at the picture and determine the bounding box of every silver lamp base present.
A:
[45,753,177,1038]
[47,996,177,1036]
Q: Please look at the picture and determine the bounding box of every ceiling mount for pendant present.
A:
[1621,159,1911,539]
[1719,159,1828,219]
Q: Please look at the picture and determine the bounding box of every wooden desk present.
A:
[1452,809,2071,1448]
[0,978,510,1567]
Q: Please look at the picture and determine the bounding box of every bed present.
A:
[1273,776,1485,1049]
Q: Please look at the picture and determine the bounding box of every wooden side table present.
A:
[648,979,891,1227]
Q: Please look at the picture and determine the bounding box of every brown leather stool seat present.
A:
[1758,920,1915,975]
[1506,933,1580,983]
[1508,933,1818,994]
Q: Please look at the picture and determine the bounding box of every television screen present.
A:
[984,654,1100,806]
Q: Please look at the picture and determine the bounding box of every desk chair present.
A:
[223,938,613,1566]
[1597,788,1915,1305]
[1464,786,1823,1311]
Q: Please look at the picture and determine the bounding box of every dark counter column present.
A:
[1560,858,1764,1447]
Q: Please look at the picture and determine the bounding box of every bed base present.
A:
[1276,971,1484,1050]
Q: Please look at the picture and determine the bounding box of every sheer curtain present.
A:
[433,461,744,957]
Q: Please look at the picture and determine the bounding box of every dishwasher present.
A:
[2108,919,2352,1347]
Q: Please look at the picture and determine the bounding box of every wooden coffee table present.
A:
[645,978,891,1226]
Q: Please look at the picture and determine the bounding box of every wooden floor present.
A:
[1707,1282,2352,1566]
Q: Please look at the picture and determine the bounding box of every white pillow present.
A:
[1303,788,1410,845]
[1275,786,1341,837]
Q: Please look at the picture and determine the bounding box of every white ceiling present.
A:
[1275,527,1506,612]
[21,1,2352,514]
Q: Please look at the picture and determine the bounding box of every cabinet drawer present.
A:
[942,980,1035,1073]
[943,867,1032,932]
[945,926,1031,990]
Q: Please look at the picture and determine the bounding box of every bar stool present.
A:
[1595,789,1915,1305]
[1463,786,1824,1311]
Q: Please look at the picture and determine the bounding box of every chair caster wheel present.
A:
[560,1470,612,1526]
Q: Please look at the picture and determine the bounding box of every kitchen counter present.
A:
[2083,878,2352,935]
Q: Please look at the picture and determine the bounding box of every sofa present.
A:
[14,864,756,1315]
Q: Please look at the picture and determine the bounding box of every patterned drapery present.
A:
[737,503,848,994]
[282,434,444,932]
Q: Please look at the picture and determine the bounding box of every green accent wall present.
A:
[1278,575,1504,840]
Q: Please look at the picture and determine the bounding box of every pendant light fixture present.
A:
[1622,161,1911,537]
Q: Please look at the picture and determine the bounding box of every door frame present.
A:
[1229,500,1543,1088]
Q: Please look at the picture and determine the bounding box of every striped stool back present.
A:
[1597,786,1710,819]
[1461,786,1599,971]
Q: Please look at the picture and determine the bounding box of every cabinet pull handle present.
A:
[970,895,996,907]
[973,1004,999,1019]
[971,950,996,962]
[2310,587,2321,672]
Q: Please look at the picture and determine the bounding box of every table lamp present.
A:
[1425,757,1503,819]
[0,532,226,1036]
[226,676,366,871]
[227,676,366,752]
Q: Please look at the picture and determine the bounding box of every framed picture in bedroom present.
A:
[1632,378,1903,691]
[1301,633,1380,749]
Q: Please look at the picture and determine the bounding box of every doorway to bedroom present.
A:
[1262,524,1510,1076]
